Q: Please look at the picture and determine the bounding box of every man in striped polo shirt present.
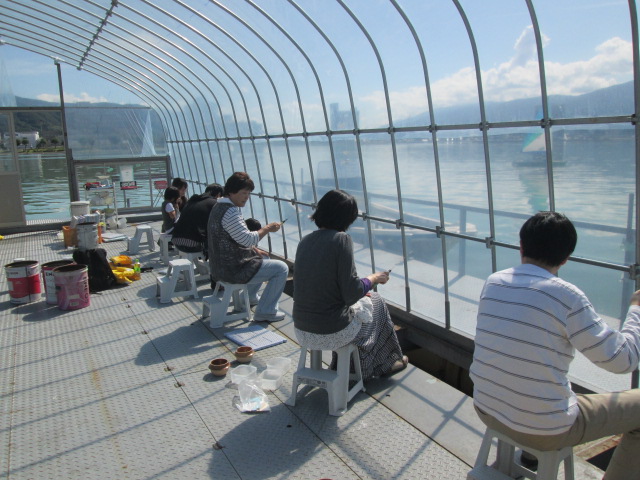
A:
[470,211,640,480]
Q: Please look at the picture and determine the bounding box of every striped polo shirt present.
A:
[470,263,640,435]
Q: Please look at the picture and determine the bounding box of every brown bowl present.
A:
[209,358,230,376]
[234,346,254,364]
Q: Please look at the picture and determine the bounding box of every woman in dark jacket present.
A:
[171,183,223,255]
[293,189,408,379]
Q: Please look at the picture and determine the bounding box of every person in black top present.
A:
[170,183,223,256]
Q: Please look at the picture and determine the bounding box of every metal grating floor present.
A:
[0,222,482,479]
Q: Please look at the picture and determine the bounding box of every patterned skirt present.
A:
[294,292,403,380]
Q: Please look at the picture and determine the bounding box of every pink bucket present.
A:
[54,264,90,310]
[5,260,42,304]
[41,259,75,304]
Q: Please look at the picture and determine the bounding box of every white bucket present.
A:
[41,259,76,304]
[54,264,90,310]
[70,201,90,217]
[5,260,42,304]
[76,223,98,251]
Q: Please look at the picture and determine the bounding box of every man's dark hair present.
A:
[245,218,262,232]
[311,189,359,232]
[171,177,188,190]
[205,183,223,197]
[519,211,577,267]
[223,172,255,195]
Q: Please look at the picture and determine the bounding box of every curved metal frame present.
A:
[0,0,638,389]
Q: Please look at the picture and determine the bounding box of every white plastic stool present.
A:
[286,344,365,417]
[156,259,198,304]
[467,427,574,480]
[158,233,172,265]
[201,281,251,328]
[128,224,155,254]
[178,250,210,280]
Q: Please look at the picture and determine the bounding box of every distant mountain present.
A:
[15,96,146,109]
[394,81,633,129]
[12,79,634,143]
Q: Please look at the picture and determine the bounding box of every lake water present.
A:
[19,154,168,221]
[19,135,636,322]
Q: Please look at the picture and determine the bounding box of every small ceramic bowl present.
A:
[234,346,254,364]
[209,358,230,376]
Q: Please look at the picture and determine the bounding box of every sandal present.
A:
[385,355,409,376]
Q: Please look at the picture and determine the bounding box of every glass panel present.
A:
[535,0,633,118]
[67,107,166,160]
[0,113,16,171]
[564,260,633,392]
[398,0,480,125]
[437,130,490,236]
[396,132,441,262]
[14,110,71,221]
[291,2,384,131]
[489,127,551,247]
[554,125,634,265]
[459,0,540,123]
[0,46,59,107]
[239,139,258,185]
[407,243,446,323]
[343,1,429,129]
[75,160,168,213]
[448,239,491,334]
[361,132,398,219]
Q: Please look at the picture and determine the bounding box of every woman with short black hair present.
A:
[292,189,408,379]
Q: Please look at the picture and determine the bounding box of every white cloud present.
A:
[511,25,549,67]
[358,28,633,124]
[37,92,109,103]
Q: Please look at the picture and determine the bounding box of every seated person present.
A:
[161,186,180,234]
[171,177,189,211]
[245,218,269,258]
[292,189,408,379]
[208,172,289,322]
[470,211,640,479]
[171,183,223,257]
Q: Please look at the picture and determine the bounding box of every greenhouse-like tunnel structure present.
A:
[0,1,639,477]
[1,0,639,388]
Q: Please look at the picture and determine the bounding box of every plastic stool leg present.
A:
[496,439,515,476]
[146,230,155,251]
[286,348,308,407]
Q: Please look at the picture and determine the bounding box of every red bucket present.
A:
[54,264,90,310]
[5,260,42,304]
[41,259,75,304]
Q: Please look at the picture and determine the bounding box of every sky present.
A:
[0,0,634,128]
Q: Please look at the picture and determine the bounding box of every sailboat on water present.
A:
[513,127,567,167]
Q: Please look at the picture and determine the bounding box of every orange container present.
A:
[62,226,77,247]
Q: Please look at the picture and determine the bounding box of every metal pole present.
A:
[55,59,77,202]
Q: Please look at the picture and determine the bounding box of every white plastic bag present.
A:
[234,380,270,413]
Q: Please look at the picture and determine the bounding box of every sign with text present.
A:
[120,181,137,189]
[119,165,135,182]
